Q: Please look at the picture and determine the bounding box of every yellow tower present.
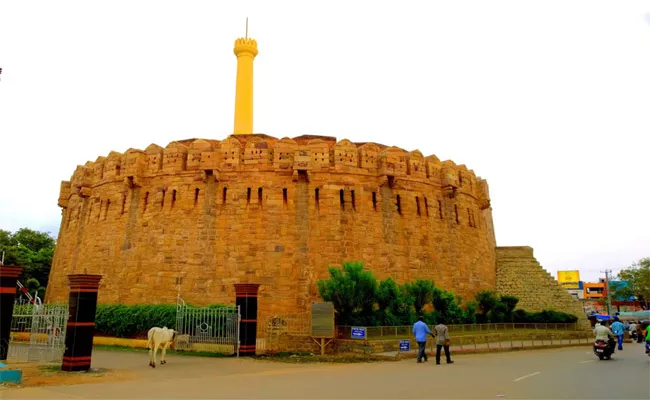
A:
[233,26,258,135]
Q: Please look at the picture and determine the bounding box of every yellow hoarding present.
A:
[557,270,580,289]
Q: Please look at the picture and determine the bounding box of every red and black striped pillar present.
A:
[0,265,23,361]
[234,283,260,356]
[62,274,102,372]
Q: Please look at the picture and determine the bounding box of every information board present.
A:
[351,327,366,339]
[399,340,410,352]
[311,302,335,338]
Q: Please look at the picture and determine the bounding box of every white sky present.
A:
[1,1,648,283]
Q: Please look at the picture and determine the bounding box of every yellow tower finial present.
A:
[233,19,258,135]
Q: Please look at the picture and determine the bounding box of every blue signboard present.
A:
[351,327,366,339]
[399,340,410,352]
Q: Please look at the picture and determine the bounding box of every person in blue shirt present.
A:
[412,316,435,363]
[610,317,625,350]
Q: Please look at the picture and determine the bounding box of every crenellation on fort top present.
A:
[219,137,244,171]
[70,165,94,191]
[307,139,330,171]
[162,142,188,174]
[273,137,297,171]
[58,181,71,208]
[187,139,215,171]
[332,139,358,171]
[407,150,426,179]
[477,178,491,210]
[56,134,491,217]
[358,142,380,171]
[91,156,106,182]
[424,154,442,184]
[145,144,164,175]
[124,148,146,179]
[378,146,408,177]
[243,137,272,168]
[103,151,124,181]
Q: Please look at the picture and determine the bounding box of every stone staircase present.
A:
[496,246,590,329]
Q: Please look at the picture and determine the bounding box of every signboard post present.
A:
[399,340,410,352]
[351,327,367,340]
[311,302,335,356]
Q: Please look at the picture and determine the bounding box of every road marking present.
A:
[513,371,540,382]
[580,360,595,364]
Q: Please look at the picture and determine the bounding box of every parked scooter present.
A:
[593,338,616,360]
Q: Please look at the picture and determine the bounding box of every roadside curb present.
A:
[384,342,592,359]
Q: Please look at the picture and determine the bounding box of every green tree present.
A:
[499,294,519,321]
[475,290,499,322]
[317,261,378,324]
[404,279,435,315]
[463,300,478,324]
[613,258,650,309]
[377,278,400,313]
[432,287,465,324]
[0,228,56,298]
[376,278,413,325]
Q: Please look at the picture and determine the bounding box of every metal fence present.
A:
[425,330,593,352]
[257,313,311,354]
[336,322,580,340]
[8,301,69,363]
[175,297,240,356]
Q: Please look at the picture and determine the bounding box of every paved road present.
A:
[3,343,649,399]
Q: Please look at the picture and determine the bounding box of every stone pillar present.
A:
[0,266,23,361]
[234,283,260,356]
[62,274,102,372]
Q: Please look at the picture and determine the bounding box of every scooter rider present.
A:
[594,320,616,349]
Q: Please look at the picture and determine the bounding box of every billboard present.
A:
[557,270,580,289]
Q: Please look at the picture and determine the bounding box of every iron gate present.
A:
[175,296,240,356]
[9,300,69,362]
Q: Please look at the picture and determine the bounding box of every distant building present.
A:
[583,281,605,299]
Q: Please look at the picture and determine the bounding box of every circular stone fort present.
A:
[45,33,585,323]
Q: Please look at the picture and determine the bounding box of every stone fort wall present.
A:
[45,134,497,320]
[496,246,588,329]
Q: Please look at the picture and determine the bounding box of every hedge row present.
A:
[94,303,234,338]
[91,303,579,339]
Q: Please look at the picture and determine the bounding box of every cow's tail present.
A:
[147,329,154,349]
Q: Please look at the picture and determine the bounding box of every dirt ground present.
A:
[1,362,138,389]
[2,347,383,390]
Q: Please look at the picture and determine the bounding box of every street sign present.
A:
[399,340,410,352]
[351,327,366,339]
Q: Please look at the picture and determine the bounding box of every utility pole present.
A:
[602,269,613,316]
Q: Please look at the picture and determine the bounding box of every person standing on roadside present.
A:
[412,316,434,363]
[611,317,625,350]
[434,319,454,365]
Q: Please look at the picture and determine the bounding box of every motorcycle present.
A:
[593,338,616,360]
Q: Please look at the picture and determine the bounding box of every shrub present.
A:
[432,288,465,324]
[512,309,578,323]
[404,279,435,315]
[317,261,378,324]
[94,303,234,338]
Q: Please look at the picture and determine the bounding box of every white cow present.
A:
[147,326,178,368]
